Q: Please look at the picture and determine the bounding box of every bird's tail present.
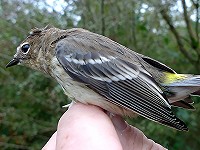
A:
[161,73,200,109]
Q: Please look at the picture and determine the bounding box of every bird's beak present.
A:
[6,58,20,68]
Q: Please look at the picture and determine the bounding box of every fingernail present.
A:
[111,115,127,131]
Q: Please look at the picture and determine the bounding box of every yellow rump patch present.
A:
[163,72,188,84]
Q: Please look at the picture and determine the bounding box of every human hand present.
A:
[42,103,166,150]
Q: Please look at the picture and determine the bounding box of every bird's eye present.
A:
[21,44,30,53]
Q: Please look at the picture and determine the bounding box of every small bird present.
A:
[6,25,200,131]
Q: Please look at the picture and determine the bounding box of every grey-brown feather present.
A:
[53,29,188,131]
[16,27,192,131]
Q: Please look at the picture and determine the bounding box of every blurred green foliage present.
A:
[0,0,200,149]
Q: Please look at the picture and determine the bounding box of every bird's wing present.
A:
[140,55,176,73]
[55,34,188,131]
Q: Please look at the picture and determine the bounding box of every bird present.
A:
[6,25,200,131]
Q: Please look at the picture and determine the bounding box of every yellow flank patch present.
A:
[163,72,188,84]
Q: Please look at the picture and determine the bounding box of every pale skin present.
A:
[42,103,167,150]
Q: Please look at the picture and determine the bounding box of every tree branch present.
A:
[191,0,199,42]
[101,0,105,35]
[132,8,138,49]
[181,0,198,49]
[160,8,196,63]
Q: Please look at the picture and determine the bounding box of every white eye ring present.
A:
[21,42,30,54]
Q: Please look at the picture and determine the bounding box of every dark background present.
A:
[0,0,200,149]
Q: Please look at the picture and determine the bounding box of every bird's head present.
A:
[6,25,62,72]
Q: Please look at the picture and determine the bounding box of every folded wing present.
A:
[55,37,188,131]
